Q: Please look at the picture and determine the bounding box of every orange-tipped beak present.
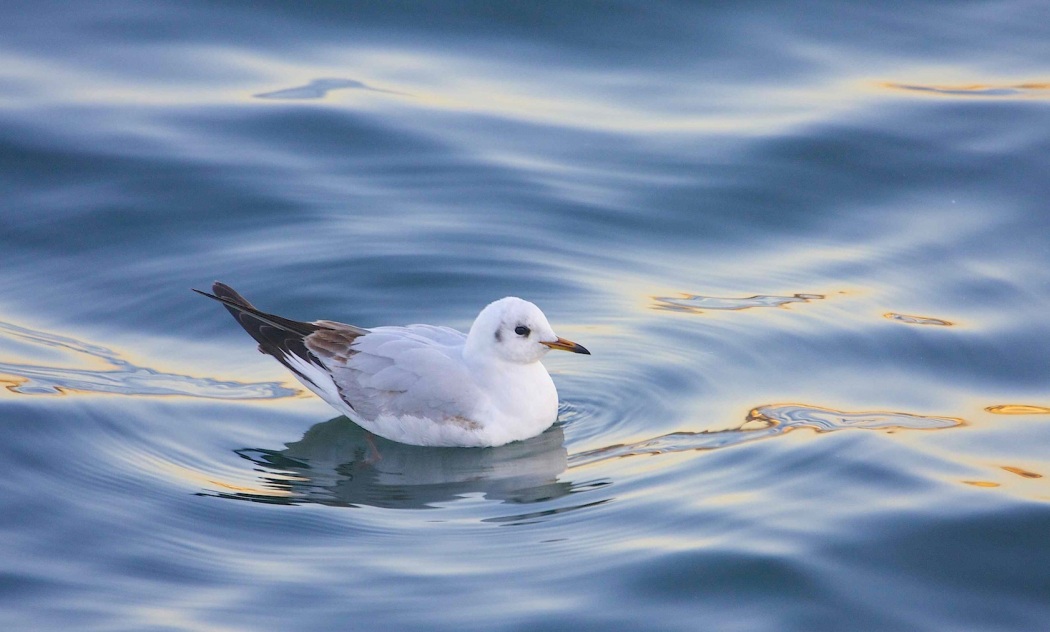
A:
[542,337,590,355]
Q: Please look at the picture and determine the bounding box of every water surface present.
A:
[2,2,1049,630]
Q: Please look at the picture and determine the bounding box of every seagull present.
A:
[194,282,589,447]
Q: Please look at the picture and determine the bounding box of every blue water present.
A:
[2,2,1049,630]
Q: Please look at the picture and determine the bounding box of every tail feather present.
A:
[194,282,326,390]
[193,282,319,337]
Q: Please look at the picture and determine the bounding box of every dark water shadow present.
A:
[254,78,407,100]
[202,416,583,509]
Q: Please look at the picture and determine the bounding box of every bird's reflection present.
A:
[210,416,573,508]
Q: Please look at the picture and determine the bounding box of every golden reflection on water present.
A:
[0,318,298,400]
[961,465,1047,496]
[985,405,1050,415]
[1002,466,1042,479]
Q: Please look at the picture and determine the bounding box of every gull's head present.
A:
[466,297,590,364]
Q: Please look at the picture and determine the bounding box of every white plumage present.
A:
[196,283,589,447]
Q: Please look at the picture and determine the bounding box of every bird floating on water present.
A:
[195,282,589,447]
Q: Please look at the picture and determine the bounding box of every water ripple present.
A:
[208,401,966,511]
[652,292,824,313]
[569,403,963,468]
[884,312,954,326]
[882,81,1050,98]
[0,320,296,399]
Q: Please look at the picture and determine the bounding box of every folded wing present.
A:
[310,325,483,424]
[197,283,483,427]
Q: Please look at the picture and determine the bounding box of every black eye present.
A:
[514,325,530,336]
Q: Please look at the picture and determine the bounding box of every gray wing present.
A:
[305,324,483,423]
[195,283,476,424]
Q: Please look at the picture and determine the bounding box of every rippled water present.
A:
[2,2,1049,630]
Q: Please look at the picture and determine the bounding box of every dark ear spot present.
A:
[494,328,502,342]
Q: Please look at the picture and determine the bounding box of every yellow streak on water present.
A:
[958,463,1048,501]
[1002,466,1043,479]
[986,405,1050,415]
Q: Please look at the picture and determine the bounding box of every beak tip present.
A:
[545,337,590,355]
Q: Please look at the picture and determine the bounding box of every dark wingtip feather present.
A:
[210,281,256,308]
[195,281,328,390]
[195,282,318,337]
